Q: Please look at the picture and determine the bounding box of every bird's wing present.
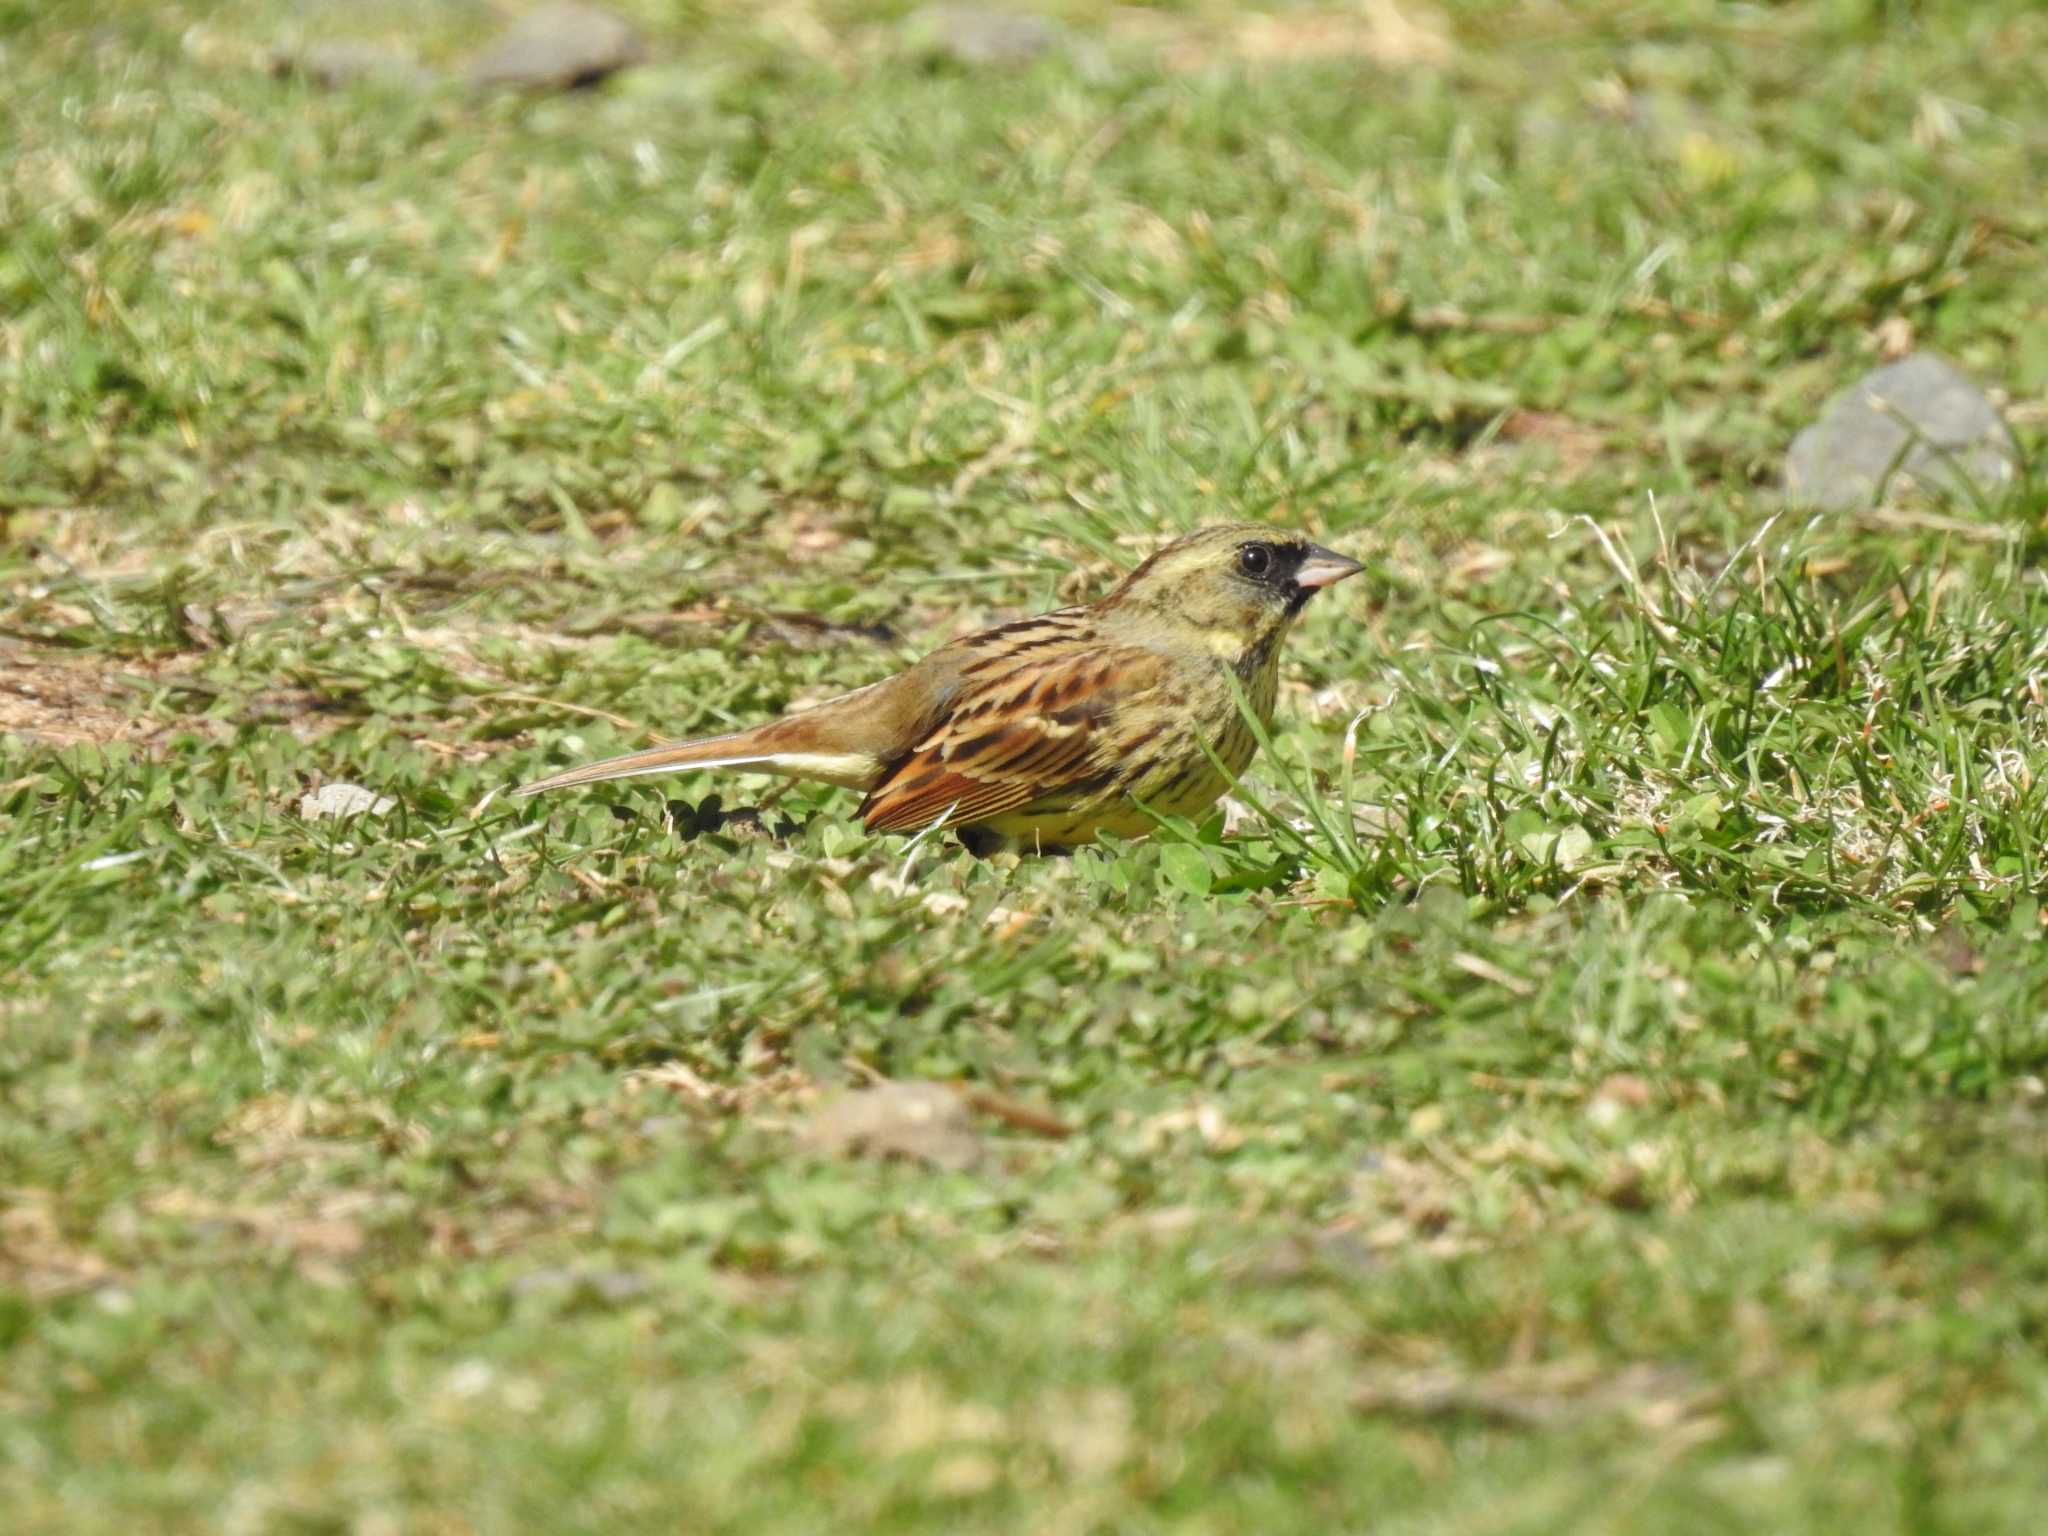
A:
[859,639,1169,834]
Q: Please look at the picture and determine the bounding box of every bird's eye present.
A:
[1237,544,1273,578]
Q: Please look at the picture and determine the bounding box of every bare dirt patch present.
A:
[0,641,201,750]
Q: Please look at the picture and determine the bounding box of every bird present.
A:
[513,524,1363,854]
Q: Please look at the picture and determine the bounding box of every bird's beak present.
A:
[1294,545,1365,589]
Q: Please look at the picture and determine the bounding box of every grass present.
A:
[4,0,2047,1529]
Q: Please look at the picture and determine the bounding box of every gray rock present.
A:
[467,3,641,91]
[269,41,437,90]
[905,4,1061,68]
[1786,353,2019,510]
[299,783,395,821]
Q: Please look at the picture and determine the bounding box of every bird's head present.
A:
[1104,523,1364,656]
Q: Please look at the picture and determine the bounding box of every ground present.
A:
[4,0,2047,1530]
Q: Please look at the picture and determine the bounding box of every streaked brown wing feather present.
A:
[860,639,1167,834]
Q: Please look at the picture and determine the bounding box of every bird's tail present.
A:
[513,716,884,797]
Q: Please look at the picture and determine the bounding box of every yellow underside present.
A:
[974,759,1240,849]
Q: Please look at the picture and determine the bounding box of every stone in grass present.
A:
[300,783,395,821]
[904,4,1062,68]
[467,3,642,92]
[1785,352,2019,510]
